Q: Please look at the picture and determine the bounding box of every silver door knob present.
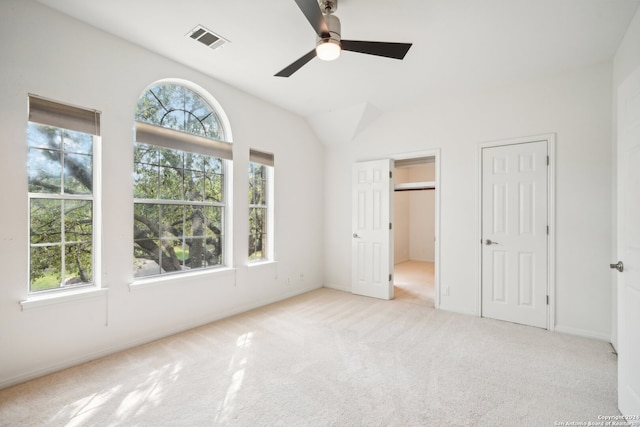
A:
[352,233,360,238]
[485,239,498,245]
[610,261,624,272]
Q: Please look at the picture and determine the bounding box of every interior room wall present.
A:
[611,5,640,350]
[614,6,640,85]
[408,164,435,262]
[393,168,411,263]
[324,61,613,341]
[0,0,324,388]
[393,164,436,264]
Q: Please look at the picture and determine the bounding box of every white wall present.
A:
[0,1,324,388]
[614,7,640,86]
[393,168,411,263]
[324,61,613,340]
[611,6,640,349]
[393,164,436,263]
[408,165,435,262]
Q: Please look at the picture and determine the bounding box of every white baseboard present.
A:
[553,325,611,342]
[438,304,478,317]
[395,258,435,263]
[323,283,349,292]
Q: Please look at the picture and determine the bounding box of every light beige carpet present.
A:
[0,288,620,426]
[393,260,434,307]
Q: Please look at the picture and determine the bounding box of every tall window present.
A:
[133,83,231,278]
[248,149,274,262]
[27,95,100,293]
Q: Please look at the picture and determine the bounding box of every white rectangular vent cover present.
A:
[187,25,228,50]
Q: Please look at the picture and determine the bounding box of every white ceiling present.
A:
[37,0,639,144]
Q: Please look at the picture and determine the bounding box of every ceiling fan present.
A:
[275,0,413,77]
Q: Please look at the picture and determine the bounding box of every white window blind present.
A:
[249,149,274,166]
[136,121,232,160]
[28,94,101,136]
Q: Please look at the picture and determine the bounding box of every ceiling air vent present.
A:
[186,25,228,50]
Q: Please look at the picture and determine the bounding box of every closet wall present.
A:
[394,162,436,264]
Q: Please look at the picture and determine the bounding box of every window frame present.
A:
[132,82,233,280]
[248,149,274,264]
[26,95,102,295]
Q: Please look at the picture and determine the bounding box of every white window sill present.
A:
[130,267,237,291]
[20,287,108,311]
[247,260,277,269]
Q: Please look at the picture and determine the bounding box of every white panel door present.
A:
[481,141,548,328]
[617,67,640,418]
[352,159,394,300]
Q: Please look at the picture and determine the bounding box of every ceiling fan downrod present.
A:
[320,0,338,14]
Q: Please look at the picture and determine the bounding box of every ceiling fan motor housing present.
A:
[316,13,341,46]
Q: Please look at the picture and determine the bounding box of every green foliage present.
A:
[28,124,93,195]
[135,84,224,141]
[29,84,233,287]
[28,124,93,292]
[248,162,268,261]
[133,137,226,275]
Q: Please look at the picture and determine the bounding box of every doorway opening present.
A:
[393,156,437,307]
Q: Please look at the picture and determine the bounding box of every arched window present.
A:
[132,82,231,278]
[135,83,225,140]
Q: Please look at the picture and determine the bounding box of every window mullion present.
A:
[28,193,93,201]
[60,200,66,287]
[134,198,224,207]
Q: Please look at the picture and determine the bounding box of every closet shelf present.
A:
[394,181,436,191]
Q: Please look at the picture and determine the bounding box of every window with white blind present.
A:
[248,149,274,263]
[27,95,100,293]
[133,83,232,278]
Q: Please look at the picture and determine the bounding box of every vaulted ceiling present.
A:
[37,0,640,144]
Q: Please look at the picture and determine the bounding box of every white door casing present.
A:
[481,140,549,329]
[617,67,640,419]
[352,159,394,300]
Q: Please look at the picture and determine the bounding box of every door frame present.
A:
[390,149,441,308]
[477,134,556,330]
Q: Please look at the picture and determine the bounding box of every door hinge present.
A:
[547,155,549,166]
[389,274,393,282]
[546,295,549,305]
[389,223,392,230]
[547,225,549,235]
[389,171,392,179]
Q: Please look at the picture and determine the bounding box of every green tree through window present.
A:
[248,162,268,261]
[248,149,274,263]
[27,95,99,293]
[133,83,230,278]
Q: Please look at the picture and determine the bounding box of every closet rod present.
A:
[394,187,435,192]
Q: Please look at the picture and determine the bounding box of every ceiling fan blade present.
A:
[341,40,412,60]
[294,0,330,38]
[275,48,317,77]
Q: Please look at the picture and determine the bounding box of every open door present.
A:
[352,159,394,300]
[616,67,640,418]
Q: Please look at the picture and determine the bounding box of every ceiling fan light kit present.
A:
[275,0,412,77]
[316,39,341,61]
[315,10,341,61]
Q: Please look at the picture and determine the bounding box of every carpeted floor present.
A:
[0,288,620,426]
[393,260,434,307]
